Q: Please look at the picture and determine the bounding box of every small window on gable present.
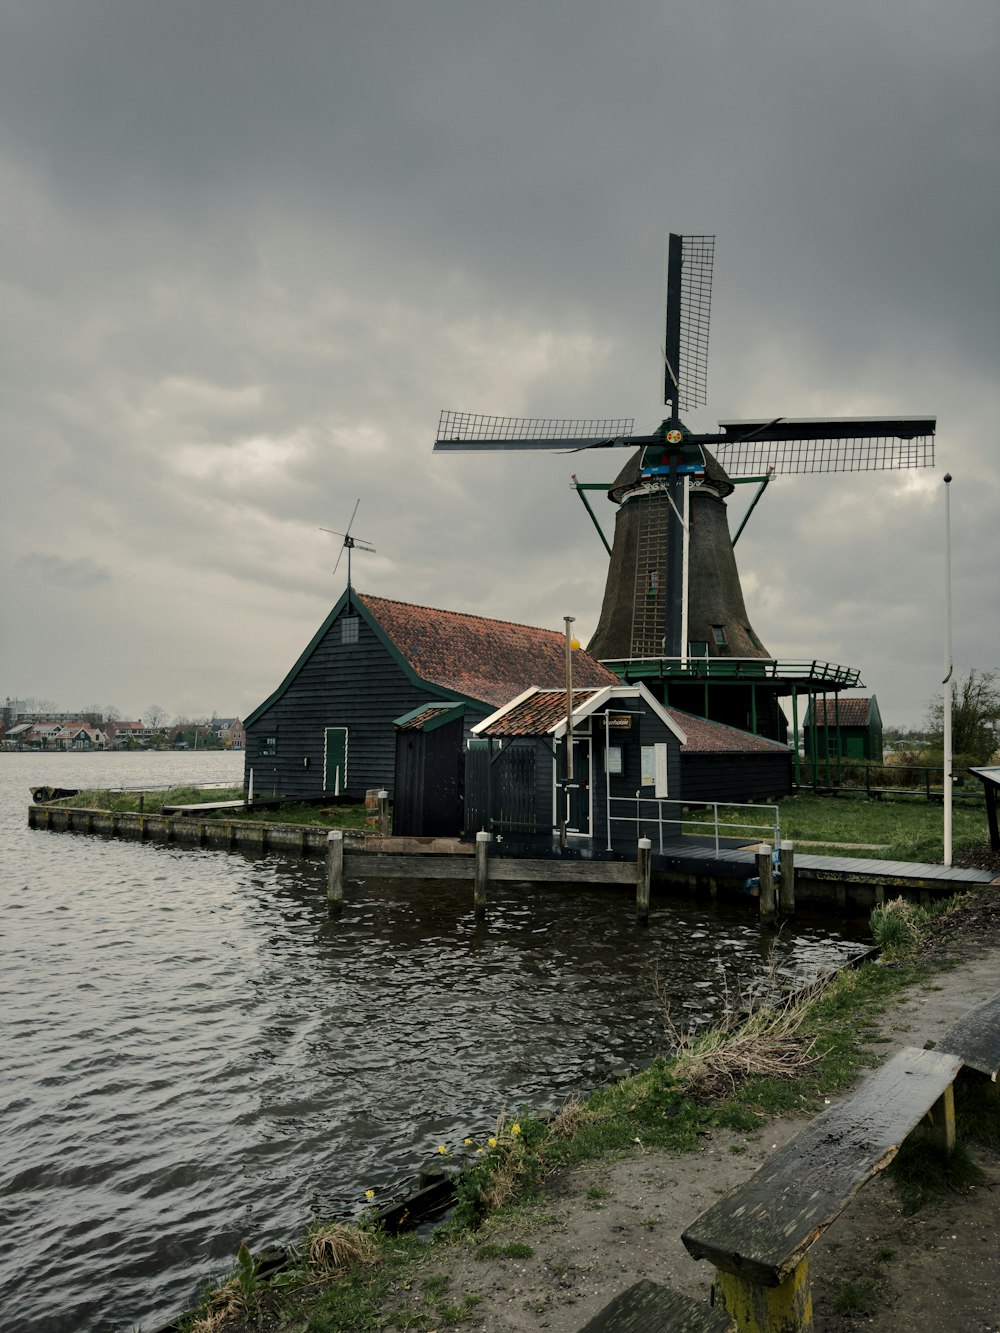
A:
[257,735,277,756]
[341,616,359,645]
[712,625,727,646]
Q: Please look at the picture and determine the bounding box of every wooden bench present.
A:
[578,1279,734,1331]
[681,1045,961,1332]
[936,988,1000,1083]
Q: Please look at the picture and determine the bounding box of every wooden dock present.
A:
[28,802,998,915]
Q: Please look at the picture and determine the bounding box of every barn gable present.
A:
[243,592,617,800]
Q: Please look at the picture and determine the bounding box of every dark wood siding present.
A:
[244,610,444,800]
[680,752,792,804]
[393,718,466,836]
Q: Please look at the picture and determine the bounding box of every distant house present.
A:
[212,718,246,750]
[106,721,158,749]
[802,695,883,764]
[242,591,618,801]
[57,723,108,750]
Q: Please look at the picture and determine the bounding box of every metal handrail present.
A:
[607,795,780,855]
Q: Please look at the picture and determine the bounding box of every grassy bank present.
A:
[174,897,973,1333]
[50,787,990,855]
[46,787,375,831]
[710,791,987,863]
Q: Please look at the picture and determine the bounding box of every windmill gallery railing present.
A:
[599,657,862,687]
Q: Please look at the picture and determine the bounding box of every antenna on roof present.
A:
[320,499,376,611]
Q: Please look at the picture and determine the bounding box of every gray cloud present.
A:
[1,0,997,724]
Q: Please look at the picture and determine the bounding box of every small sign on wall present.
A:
[606,745,623,775]
[641,743,669,798]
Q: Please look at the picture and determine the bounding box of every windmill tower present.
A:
[435,235,935,745]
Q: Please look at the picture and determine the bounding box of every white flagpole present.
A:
[943,473,953,867]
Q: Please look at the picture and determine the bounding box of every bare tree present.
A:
[144,703,168,731]
[927,668,1000,763]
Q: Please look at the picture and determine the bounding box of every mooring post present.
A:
[779,839,796,914]
[757,843,776,921]
[636,837,652,923]
[377,790,390,837]
[474,830,490,917]
[326,829,344,914]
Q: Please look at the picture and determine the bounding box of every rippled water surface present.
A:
[1,752,868,1331]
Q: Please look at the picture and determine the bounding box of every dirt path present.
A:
[391,918,1000,1332]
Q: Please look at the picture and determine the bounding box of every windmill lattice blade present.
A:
[344,498,361,537]
[713,416,935,476]
[332,545,345,578]
[677,234,715,413]
[435,410,635,451]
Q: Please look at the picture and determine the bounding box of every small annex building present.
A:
[464,683,687,856]
[669,708,792,804]
[801,695,883,764]
[242,591,618,801]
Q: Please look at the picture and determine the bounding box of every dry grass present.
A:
[659,972,822,1100]
[546,1097,590,1141]
[188,1278,254,1333]
[307,1220,380,1274]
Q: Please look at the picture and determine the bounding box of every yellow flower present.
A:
[475,1147,483,1154]
[365,1189,375,1200]
[437,1144,448,1155]
[463,1137,473,1146]
[487,1136,497,1148]
[511,1123,522,1136]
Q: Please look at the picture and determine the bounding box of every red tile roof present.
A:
[664,708,792,755]
[358,594,618,708]
[478,689,602,736]
[802,697,873,728]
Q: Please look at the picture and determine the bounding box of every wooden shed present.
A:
[667,707,793,803]
[802,695,883,764]
[242,591,616,801]
[465,683,687,856]
[392,702,468,837]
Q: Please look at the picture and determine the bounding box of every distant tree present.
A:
[927,668,1000,763]
[144,703,168,731]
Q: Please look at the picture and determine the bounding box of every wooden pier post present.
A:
[779,840,796,915]
[757,844,776,922]
[326,829,344,914]
[377,790,390,837]
[636,838,652,923]
[474,831,490,917]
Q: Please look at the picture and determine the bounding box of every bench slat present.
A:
[577,1279,734,1331]
[937,989,1000,1078]
[682,1046,962,1286]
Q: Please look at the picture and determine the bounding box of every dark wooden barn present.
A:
[802,695,883,764]
[666,707,793,803]
[465,683,686,856]
[242,591,617,801]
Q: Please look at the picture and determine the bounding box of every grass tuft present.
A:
[887,1138,986,1214]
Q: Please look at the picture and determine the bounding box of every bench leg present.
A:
[920,1084,956,1155]
[714,1258,812,1333]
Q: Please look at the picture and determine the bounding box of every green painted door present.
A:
[324,727,348,794]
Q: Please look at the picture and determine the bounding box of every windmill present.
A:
[320,499,376,609]
[434,235,935,743]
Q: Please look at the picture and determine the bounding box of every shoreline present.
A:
[160,886,1000,1333]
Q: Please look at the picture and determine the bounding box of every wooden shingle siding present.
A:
[245,610,443,800]
[680,752,791,804]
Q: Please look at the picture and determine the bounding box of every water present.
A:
[1,752,867,1332]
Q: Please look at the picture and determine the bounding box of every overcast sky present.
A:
[2,0,997,727]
